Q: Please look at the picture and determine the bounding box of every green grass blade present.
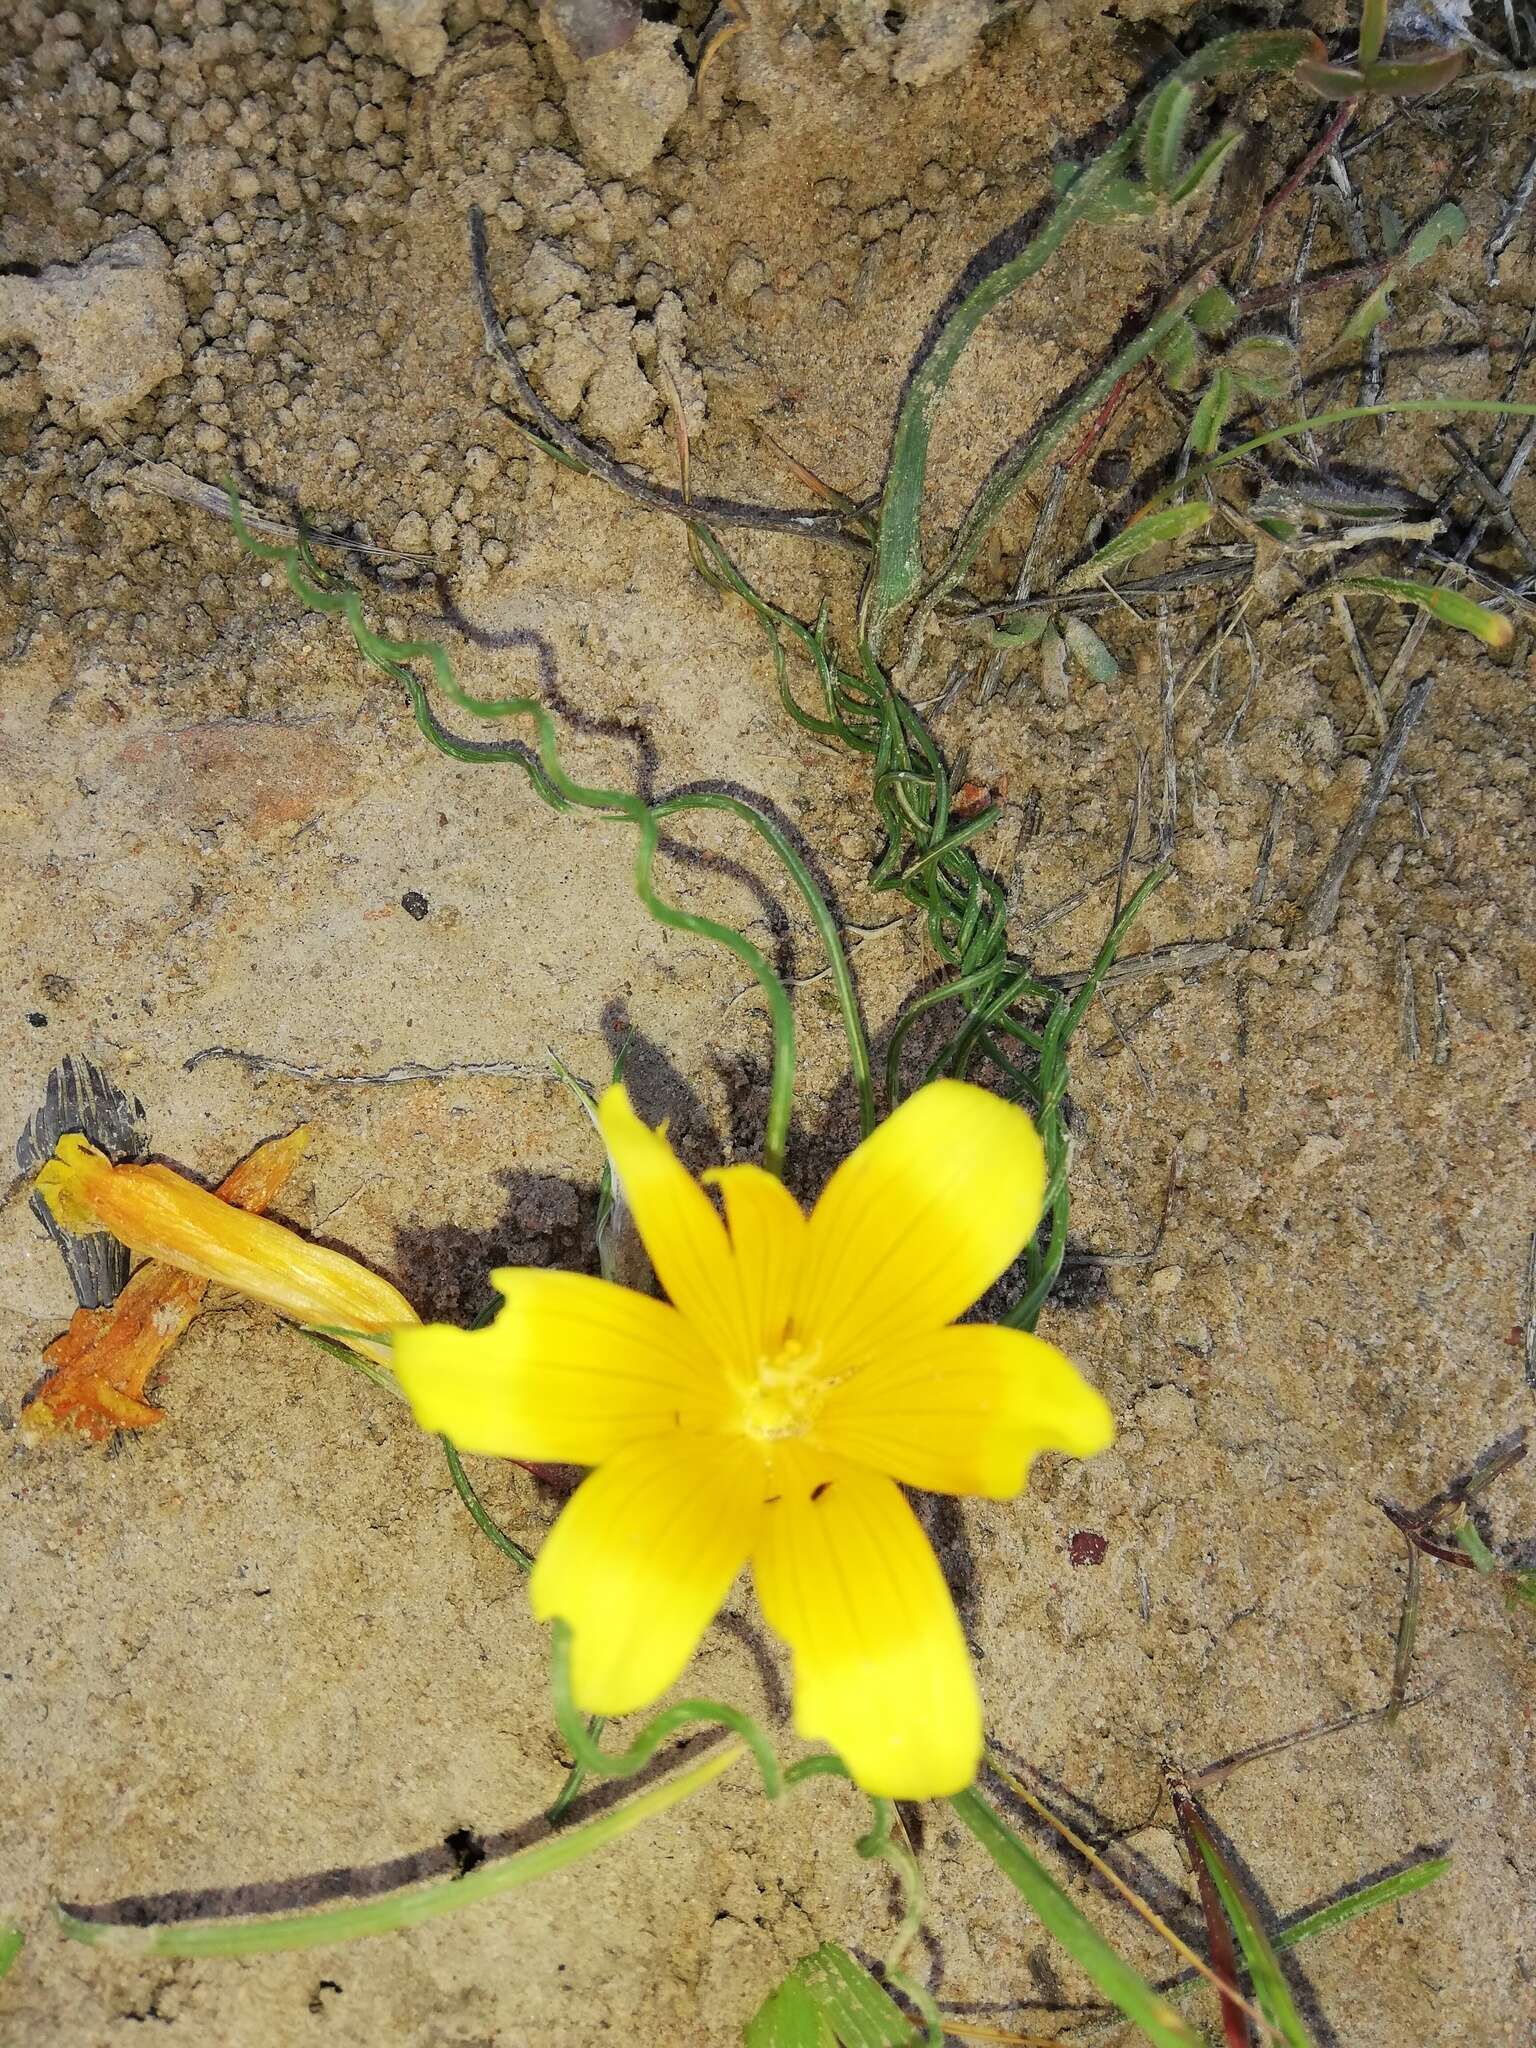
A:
[0,1921,21,1979]
[1183,1815,1315,2048]
[57,1743,743,1958]
[1276,1857,1451,1949]
[951,1786,1202,2047]
[1358,0,1388,66]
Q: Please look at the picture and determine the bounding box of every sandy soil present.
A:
[2,2,1533,2043]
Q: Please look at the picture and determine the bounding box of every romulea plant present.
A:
[25,10,1504,2040]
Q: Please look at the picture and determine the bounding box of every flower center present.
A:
[738,1323,827,1442]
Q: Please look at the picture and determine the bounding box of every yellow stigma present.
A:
[738,1323,827,1442]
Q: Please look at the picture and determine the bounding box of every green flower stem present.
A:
[441,1437,534,1572]
[56,1742,744,1959]
[550,1620,788,1797]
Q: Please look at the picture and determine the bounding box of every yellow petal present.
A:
[815,1325,1114,1497]
[393,1267,729,1461]
[530,1433,765,1714]
[706,1163,807,1358]
[753,1450,981,1798]
[34,1135,413,1365]
[596,1086,751,1366]
[794,1081,1045,1366]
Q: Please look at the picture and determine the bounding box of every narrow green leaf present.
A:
[1337,575,1514,648]
[1169,127,1243,207]
[1189,285,1239,337]
[746,1973,840,2048]
[1276,1856,1451,1949]
[1358,0,1388,66]
[1298,59,1368,97]
[1061,501,1213,590]
[1193,1830,1316,2048]
[57,1744,743,1958]
[1143,77,1195,193]
[870,26,1325,625]
[1359,49,1465,95]
[0,1921,21,1980]
[1062,614,1120,682]
[951,1786,1202,2048]
[1191,368,1234,456]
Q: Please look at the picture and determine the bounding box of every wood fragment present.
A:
[466,206,849,547]
[1432,963,1451,1065]
[1297,670,1435,939]
[1394,934,1421,1060]
[184,1046,547,1085]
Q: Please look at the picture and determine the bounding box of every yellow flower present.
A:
[393,1081,1114,1799]
[34,1133,416,1367]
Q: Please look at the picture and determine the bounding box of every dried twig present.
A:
[466,207,851,547]
[130,463,437,562]
[1297,671,1436,939]
[184,1046,547,1085]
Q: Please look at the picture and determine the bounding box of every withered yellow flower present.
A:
[34,1133,415,1367]
[393,1081,1113,1799]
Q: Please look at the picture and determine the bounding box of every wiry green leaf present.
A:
[1358,0,1388,66]
[1337,575,1514,647]
[1276,1856,1451,1949]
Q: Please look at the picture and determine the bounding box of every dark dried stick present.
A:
[466,207,852,548]
[1487,143,1536,284]
[1297,671,1436,939]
